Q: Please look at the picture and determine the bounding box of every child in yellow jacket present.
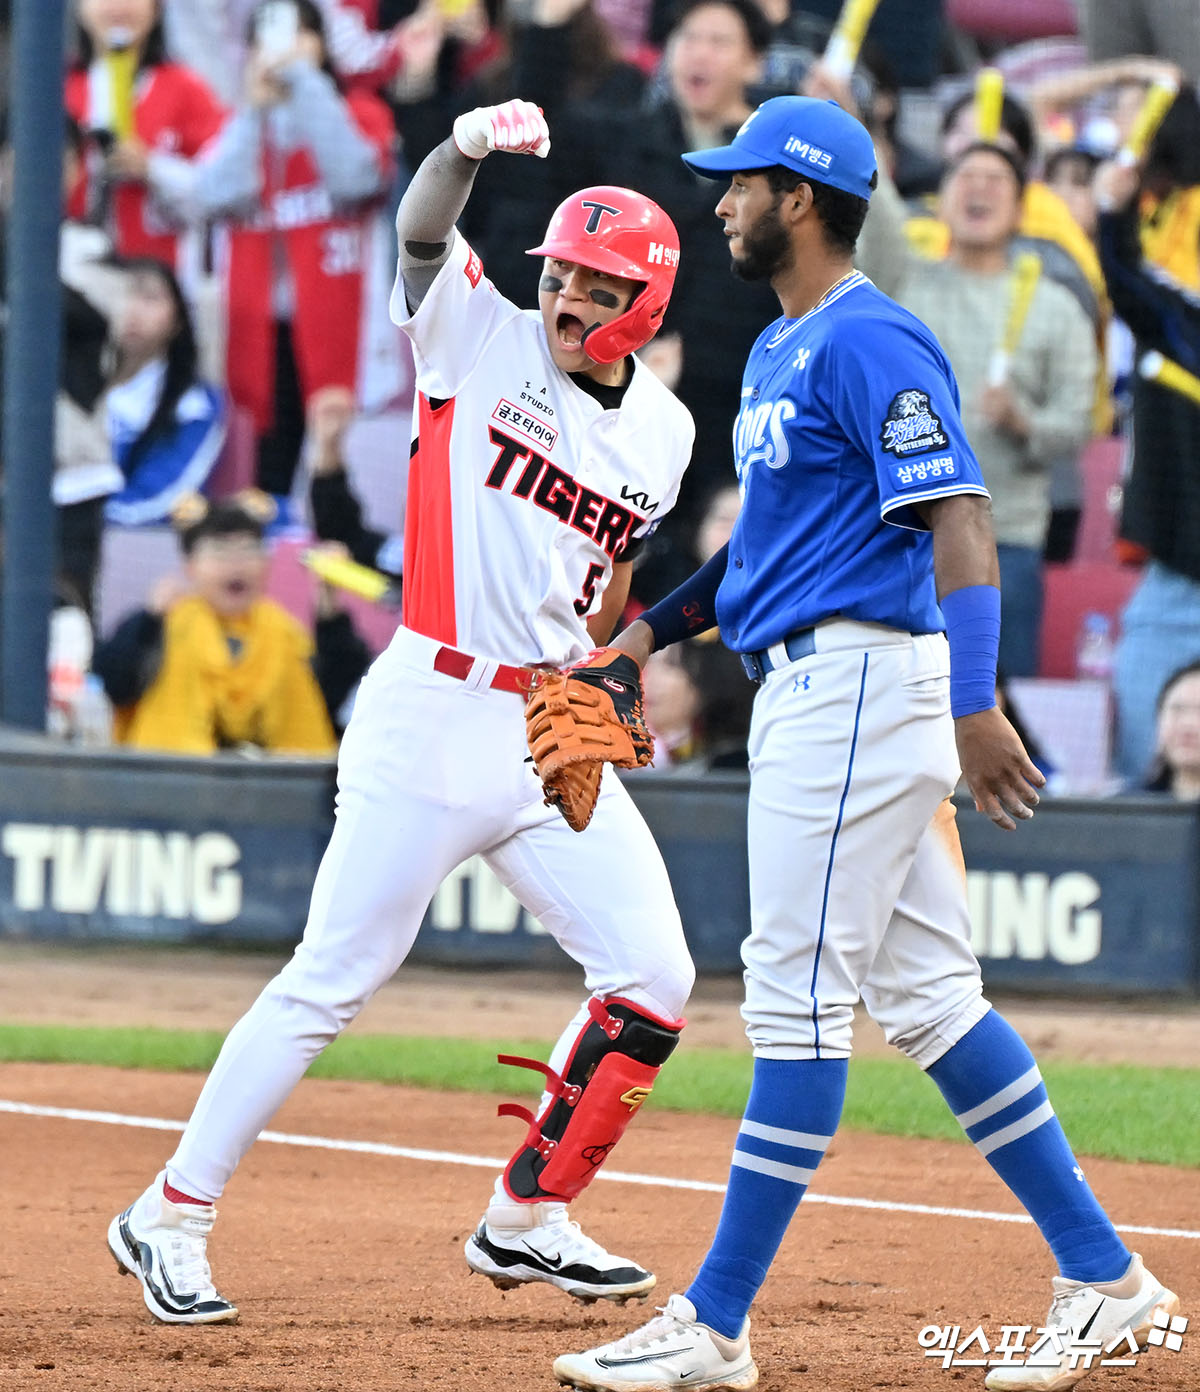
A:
[95,496,339,755]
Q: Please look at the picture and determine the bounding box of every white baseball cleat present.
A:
[552,1292,758,1391]
[107,1171,238,1325]
[984,1253,1179,1390]
[465,1198,655,1304]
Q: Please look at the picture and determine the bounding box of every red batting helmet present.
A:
[527,185,680,364]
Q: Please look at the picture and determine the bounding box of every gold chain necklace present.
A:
[813,270,857,310]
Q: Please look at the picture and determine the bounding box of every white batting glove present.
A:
[452,99,551,161]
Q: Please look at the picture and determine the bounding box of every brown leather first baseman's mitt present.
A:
[525,647,654,831]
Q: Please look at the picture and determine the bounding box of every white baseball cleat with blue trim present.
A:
[553,1292,758,1391]
[985,1253,1179,1390]
[107,1172,238,1325]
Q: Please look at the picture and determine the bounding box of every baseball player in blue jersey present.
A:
[553,97,1179,1392]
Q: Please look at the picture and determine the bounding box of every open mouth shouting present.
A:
[556,312,590,354]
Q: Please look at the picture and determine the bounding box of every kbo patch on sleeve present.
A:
[879,389,948,457]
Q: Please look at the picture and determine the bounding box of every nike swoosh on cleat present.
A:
[525,1243,563,1268]
[1078,1303,1105,1340]
[146,1250,201,1312]
[596,1350,695,1369]
[122,1218,201,1313]
[119,1217,199,1312]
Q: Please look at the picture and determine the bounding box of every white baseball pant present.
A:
[167,626,693,1201]
[741,620,990,1065]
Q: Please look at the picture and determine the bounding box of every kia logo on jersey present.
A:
[619,484,660,514]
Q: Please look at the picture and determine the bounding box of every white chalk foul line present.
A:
[3,1098,1198,1242]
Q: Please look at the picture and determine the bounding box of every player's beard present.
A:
[731,198,792,282]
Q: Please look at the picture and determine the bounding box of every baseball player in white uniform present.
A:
[107,99,698,1324]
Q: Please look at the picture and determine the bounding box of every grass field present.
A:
[2,1022,1197,1169]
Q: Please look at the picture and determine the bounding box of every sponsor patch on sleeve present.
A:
[889,454,958,490]
[463,245,484,288]
[879,388,948,457]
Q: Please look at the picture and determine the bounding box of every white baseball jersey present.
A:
[388,230,695,667]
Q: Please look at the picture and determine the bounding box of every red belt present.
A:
[433,644,539,695]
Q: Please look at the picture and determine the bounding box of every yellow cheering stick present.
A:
[822,0,882,80]
[302,549,401,607]
[1117,74,1179,167]
[1138,350,1200,407]
[986,252,1041,387]
[104,28,137,141]
[974,67,1004,144]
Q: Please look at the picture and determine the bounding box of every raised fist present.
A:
[452,99,551,161]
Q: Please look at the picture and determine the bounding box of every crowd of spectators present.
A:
[0,0,1198,795]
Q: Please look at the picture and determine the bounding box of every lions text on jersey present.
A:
[716,271,989,654]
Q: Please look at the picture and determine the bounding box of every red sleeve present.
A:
[323,0,400,91]
[346,90,396,180]
[63,72,89,220]
[165,63,229,155]
[65,70,88,122]
[340,40,403,93]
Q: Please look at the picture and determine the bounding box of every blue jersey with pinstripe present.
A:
[715,273,989,655]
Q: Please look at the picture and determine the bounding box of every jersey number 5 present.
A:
[573,563,605,616]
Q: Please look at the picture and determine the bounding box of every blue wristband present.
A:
[941,584,1001,718]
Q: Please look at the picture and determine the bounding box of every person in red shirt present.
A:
[66,0,227,269]
[192,0,398,506]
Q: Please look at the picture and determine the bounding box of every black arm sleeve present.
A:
[91,609,165,706]
[313,611,371,731]
[639,543,728,652]
[310,468,393,574]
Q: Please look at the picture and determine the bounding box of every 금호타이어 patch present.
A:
[879,388,948,457]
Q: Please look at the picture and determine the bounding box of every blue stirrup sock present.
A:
[927,1009,1130,1283]
[686,1057,847,1338]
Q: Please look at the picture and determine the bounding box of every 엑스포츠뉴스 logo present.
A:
[880,389,948,457]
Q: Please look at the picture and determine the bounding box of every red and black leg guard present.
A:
[498,996,684,1203]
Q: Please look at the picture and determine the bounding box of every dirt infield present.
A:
[0,945,1197,1392]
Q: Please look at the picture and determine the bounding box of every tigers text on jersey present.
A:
[389,231,695,667]
[716,272,989,654]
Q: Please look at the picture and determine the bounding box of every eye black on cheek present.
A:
[540,274,564,294]
[589,288,620,310]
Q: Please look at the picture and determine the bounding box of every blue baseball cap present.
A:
[682,95,877,201]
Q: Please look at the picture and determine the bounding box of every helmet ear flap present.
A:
[579,283,667,364]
